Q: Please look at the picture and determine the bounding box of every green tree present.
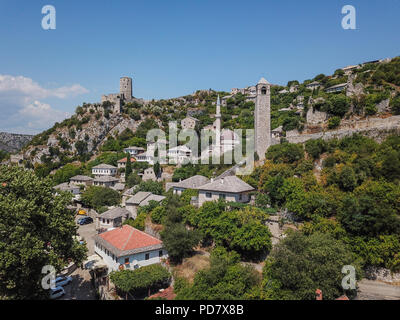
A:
[81,186,121,211]
[261,232,360,300]
[0,166,87,299]
[125,153,132,178]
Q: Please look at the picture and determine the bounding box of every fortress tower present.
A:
[255,77,271,161]
[120,77,133,100]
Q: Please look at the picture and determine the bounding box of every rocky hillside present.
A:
[0,132,33,153]
[12,56,400,171]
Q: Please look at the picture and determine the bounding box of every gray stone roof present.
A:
[93,176,119,182]
[92,163,117,169]
[112,183,125,191]
[139,194,166,207]
[169,175,210,190]
[70,175,93,181]
[54,183,80,192]
[326,83,348,90]
[126,191,152,205]
[196,175,254,193]
[99,207,130,220]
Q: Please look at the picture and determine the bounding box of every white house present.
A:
[92,164,117,178]
[167,145,193,164]
[123,146,145,156]
[194,175,254,207]
[93,225,168,273]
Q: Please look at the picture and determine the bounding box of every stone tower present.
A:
[120,77,133,100]
[255,77,271,161]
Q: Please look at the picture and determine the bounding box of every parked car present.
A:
[78,216,93,225]
[49,286,65,299]
[51,276,72,287]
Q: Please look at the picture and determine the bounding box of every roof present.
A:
[171,175,210,190]
[92,164,117,170]
[139,194,166,207]
[123,187,136,197]
[94,225,163,258]
[93,176,119,182]
[112,183,125,191]
[306,81,320,86]
[168,145,192,153]
[258,77,270,85]
[272,125,283,133]
[99,207,130,220]
[70,175,93,181]
[326,83,348,90]
[196,175,255,193]
[126,191,152,205]
[124,146,145,151]
[117,157,136,163]
[183,116,199,122]
[54,183,79,192]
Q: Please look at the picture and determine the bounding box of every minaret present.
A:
[215,95,222,153]
[255,77,271,161]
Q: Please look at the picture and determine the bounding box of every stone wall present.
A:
[286,115,400,144]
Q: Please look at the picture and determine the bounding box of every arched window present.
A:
[261,87,267,95]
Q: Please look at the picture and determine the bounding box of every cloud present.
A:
[0,74,88,134]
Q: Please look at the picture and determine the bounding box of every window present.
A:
[239,194,242,201]
[219,194,226,200]
[206,192,212,198]
[159,250,163,257]
[125,258,129,264]
[261,87,267,95]
[145,253,150,260]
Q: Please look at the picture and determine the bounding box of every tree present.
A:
[125,153,132,178]
[81,186,121,211]
[328,116,341,129]
[175,247,260,300]
[52,163,82,185]
[261,232,360,300]
[0,166,87,299]
[160,223,201,264]
[266,142,304,164]
[135,180,163,195]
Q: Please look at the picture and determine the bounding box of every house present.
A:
[123,146,145,157]
[93,176,119,188]
[167,145,193,164]
[122,187,137,206]
[134,151,154,164]
[194,175,254,207]
[97,207,130,231]
[92,164,117,178]
[125,191,165,219]
[325,83,348,93]
[117,157,136,169]
[341,65,359,75]
[221,129,241,153]
[69,175,93,187]
[142,167,157,182]
[272,126,284,139]
[93,225,167,273]
[306,81,321,91]
[181,116,199,130]
[166,175,210,195]
[111,183,125,192]
[54,182,80,196]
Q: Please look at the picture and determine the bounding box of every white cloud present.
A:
[0,74,88,134]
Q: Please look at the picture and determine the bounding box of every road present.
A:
[356,279,400,300]
[60,216,98,300]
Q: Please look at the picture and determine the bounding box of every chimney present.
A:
[220,178,224,184]
[315,289,323,300]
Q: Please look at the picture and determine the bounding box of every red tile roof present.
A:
[148,286,176,300]
[118,157,136,163]
[98,225,162,251]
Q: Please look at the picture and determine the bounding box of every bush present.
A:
[328,116,341,129]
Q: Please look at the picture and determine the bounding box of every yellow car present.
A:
[77,209,87,216]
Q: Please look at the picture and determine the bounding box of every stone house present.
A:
[97,207,130,231]
[194,175,254,207]
[94,225,167,273]
[167,145,193,164]
[142,167,157,182]
[54,182,80,196]
[166,175,210,195]
[69,175,93,187]
[123,146,145,157]
[306,81,321,91]
[92,164,117,178]
[125,191,165,219]
[93,176,119,188]
[272,126,284,139]
[181,116,199,130]
[325,83,348,93]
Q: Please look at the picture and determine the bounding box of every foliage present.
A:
[110,264,171,295]
[261,232,361,300]
[80,186,121,211]
[0,166,87,299]
[52,163,82,185]
[328,116,341,129]
[266,142,304,164]
[135,180,163,195]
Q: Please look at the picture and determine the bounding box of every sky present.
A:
[0,0,399,134]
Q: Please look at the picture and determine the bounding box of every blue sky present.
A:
[0,0,399,134]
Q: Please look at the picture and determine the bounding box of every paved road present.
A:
[76,216,96,255]
[356,279,400,300]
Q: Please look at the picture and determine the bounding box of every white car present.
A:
[49,286,65,299]
[51,276,72,287]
